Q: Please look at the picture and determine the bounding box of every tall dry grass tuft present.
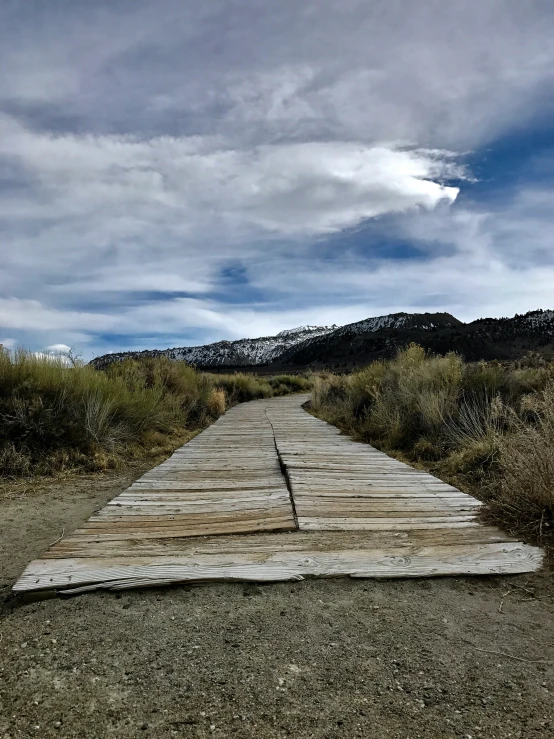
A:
[485,385,554,543]
[206,388,226,417]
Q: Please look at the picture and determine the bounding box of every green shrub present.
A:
[268,374,313,394]
[442,437,500,479]
[208,372,274,403]
[0,350,300,477]
[312,344,463,449]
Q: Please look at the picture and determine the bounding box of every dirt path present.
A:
[1,470,553,739]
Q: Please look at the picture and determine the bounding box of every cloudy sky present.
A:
[1,1,554,359]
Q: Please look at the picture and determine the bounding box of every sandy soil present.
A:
[1,468,553,739]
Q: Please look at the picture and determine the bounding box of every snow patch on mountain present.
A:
[169,325,337,365]
[521,310,554,327]
[276,325,337,338]
[339,312,461,335]
[92,325,337,368]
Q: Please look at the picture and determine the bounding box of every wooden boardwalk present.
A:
[13,395,543,594]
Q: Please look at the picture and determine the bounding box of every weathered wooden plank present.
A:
[12,392,543,594]
[105,493,288,508]
[293,502,481,514]
[290,488,475,498]
[49,521,297,542]
[13,541,543,593]
[128,481,285,490]
[42,527,521,559]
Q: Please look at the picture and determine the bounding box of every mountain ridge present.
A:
[91,324,338,369]
[90,309,554,371]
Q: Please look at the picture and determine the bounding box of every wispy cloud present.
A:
[0,115,462,234]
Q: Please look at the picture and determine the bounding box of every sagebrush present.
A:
[0,349,311,476]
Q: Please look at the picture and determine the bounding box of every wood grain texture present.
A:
[14,542,543,593]
[265,396,487,532]
[12,393,543,593]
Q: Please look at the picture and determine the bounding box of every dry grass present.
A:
[483,387,554,544]
[268,374,314,395]
[205,372,274,403]
[206,388,227,416]
[0,349,300,478]
[311,345,554,550]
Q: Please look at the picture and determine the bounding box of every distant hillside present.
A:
[90,325,337,370]
[275,310,554,369]
[90,309,554,371]
[275,312,463,368]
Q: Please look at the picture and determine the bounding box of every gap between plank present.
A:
[265,405,299,530]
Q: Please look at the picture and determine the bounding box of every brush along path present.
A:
[13,395,543,593]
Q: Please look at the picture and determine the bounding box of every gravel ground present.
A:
[1,468,553,739]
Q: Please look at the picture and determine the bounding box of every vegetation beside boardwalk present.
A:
[0,348,312,477]
[310,344,554,551]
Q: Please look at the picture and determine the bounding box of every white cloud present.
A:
[44,344,73,354]
[2,3,554,151]
[1,1,554,356]
[0,299,114,334]
[0,117,460,236]
[30,344,74,365]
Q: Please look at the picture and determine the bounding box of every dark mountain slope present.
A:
[272,310,554,369]
[91,309,554,371]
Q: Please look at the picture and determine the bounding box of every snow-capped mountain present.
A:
[89,312,462,369]
[167,325,337,365]
[277,310,554,368]
[91,325,337,369]
[276,312,463,367]
[90,310,554,370]
[473,309,554,335]
[331,312,462,336]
